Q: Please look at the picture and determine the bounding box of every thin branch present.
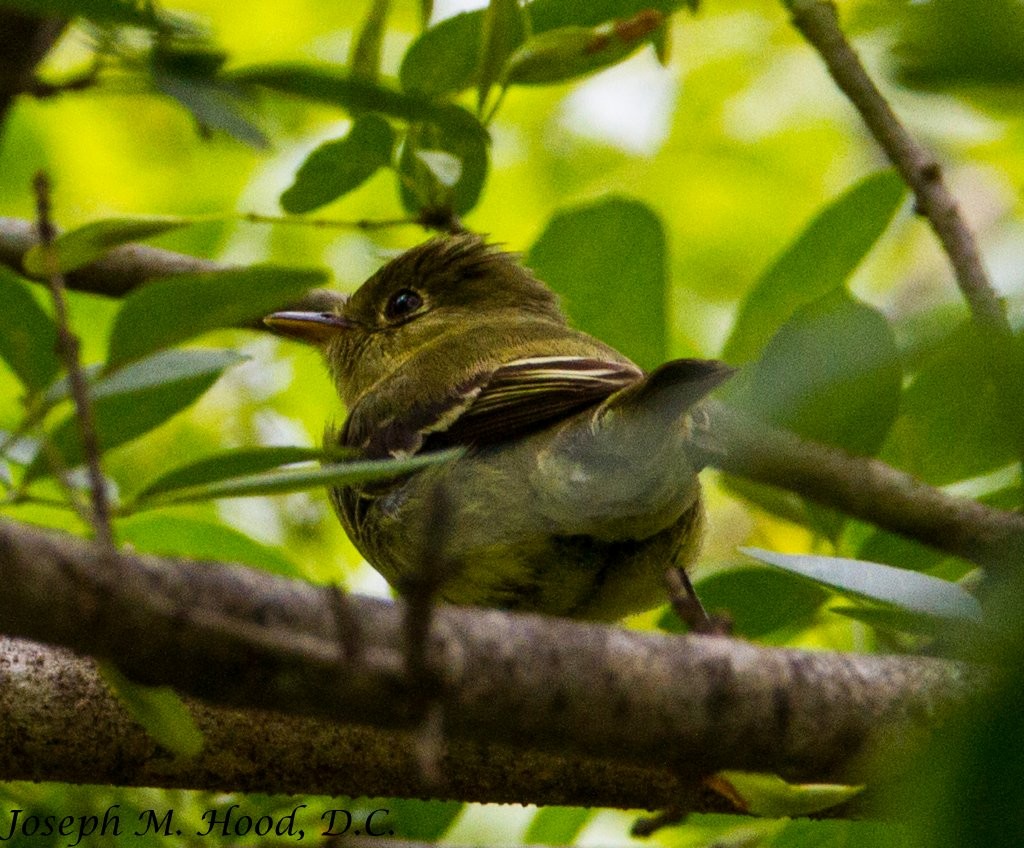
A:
[786,0,1024,477]
[0,519,983,792]
[242,212,419,230]
[32,174,114,550]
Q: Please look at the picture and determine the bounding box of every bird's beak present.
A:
[263,310,354,344]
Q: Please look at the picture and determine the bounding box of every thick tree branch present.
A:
[0,518,981,803]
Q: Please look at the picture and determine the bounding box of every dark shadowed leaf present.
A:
[137,448,462,505]
[107,265,326,365]
[723,171,906,365]
[741,547,983,622]
[135,445,352,499]
[477,0,528,110]
[398,121,488,216]
[527,197,667,369]
[351,0,392,82]
[729,290,901,456]
[100,663,203,757]
[4,0,164,27]
[25,350,243,481]
[0,267,59,393]
[281,114,395,213]
[118,513,302,577]
[22,216,193,277]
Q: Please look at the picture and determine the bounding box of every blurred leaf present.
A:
[506,11,664,86]
[4,0,163,27]
[281,114,395,213]
[477,0,528,111]
[527,196,666,368]
[352,0,392,82]
[894,0,1024,92]
[723,170,906,365]
[400,0,693,95]
[740,547,983,622]
[26,350,243,481]
[107,265,326,365]
[375,798,462,840]
[729,290,902,456]
[136,448,462,505]
[766,819,904,848]
[419,0,433,29]
[229,64,487,144]
[882,323,1015,485]
[135,446,350,499]
[22,216,193,277]
[524,807,593,845]
[398,121,488,216]
[415,149,462,186]
[117,514,302,577]
[723,772,862,818]
[660,565,827,639]
[153,72,269,148]
[830,604,984,641]
[100,663,203,757]
[0,267,59,393]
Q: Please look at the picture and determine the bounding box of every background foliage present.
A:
[0,0,1023,845]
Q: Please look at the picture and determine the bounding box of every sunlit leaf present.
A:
[117,513,302,577]
[506,12,664,86]
[107,265,326,365]
[723,171,907,365]
[100,663,203,757]
[723,772,863,818]
[22,216,193,277]
[0,267,59,393]
[25,350,244,481]
[740,547,983,622]
[528,197,667,368]
[524,807,593,845]
[137,449,462,505]
[135,445,351,498]
[281,114,395,213]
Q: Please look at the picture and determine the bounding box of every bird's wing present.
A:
[340,355,643,458]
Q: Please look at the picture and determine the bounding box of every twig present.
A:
[32,173,114,550]
[786,0,1024,478]
[242,212,420,230]
[665,566,723,635]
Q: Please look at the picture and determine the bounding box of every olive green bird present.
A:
[266,235,732,621]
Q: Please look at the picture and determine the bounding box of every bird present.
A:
[265,234,732,620]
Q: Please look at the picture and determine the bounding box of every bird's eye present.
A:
[384,288,423,321]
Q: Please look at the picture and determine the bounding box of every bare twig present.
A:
[32,174,114,550]
[786,0,1024,477]
[242,212,420,231]
[665,566,721,635]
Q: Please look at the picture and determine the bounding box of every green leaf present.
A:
[100,662,203,757]
[729,290,902,456]
[527,197,667,368]
[352,0,392,82]
[723,171,907,365]
[153,72,269,149]
[740,547,983,623]
[524,807,593,845]
[398,121,488,216]
[0,267,59,393]
[660,566,828,640]
[135,446,350,499]
[22,216,193,277]
[107,265,326,365]
[281,115,395,214]
[117,514,302,577]
[228,64,487,144]
[477,0,528,110]
[3,0,164,27]
[881,322,1015,485]
[26,349,244,481]
[506,12,664,86]
[830,604,983,641]
[723,772,863,819]
[138,449,462,505]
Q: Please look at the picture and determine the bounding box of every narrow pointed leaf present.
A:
[25,350,243,481]
[723,171,907,365]
[281,115,395,213]
[136,445,353,499]
[477,0,528,110]
[107,265,326,365]
[398,121,488,215]
[0,267,59,392]
[741,547,983,622]
[22,216,193,277]
[352,0,392,81]
[140,449,462,505]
